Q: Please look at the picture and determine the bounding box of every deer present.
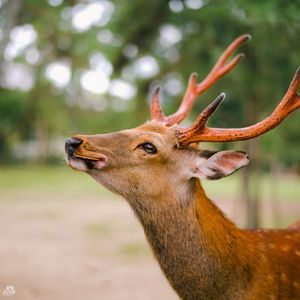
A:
[65,35,300,300]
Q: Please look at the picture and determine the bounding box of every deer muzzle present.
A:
[65,136,108,171]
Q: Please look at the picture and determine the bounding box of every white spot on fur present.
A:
[67,157,87,172]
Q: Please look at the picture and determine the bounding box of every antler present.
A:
[176,67,300,146]
[151,34,251,125]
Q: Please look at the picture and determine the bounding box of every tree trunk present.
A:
[241,90,262,228]
[35,120,49,164]
[134,81,151,124]
[0,0,23,65]
[241,140,261,228]
[269,156,282,227]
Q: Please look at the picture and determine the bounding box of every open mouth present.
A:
[66,154,107,172]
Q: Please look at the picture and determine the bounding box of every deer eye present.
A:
[139,142,157,154]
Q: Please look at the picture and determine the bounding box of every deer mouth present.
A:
[65,137,108,171]
[67,154,108,172]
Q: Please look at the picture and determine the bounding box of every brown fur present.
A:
[130,180,300,300]
[67,121,300,300]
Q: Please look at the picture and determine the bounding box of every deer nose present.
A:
[65,138,82,156]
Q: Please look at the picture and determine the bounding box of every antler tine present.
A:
[176,67,300,147]
[279,66,300,112]
[163,34,250,126]
[193,93,226,128]
[150,87,167,122]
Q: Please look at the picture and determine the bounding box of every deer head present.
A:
[65,35,300,205]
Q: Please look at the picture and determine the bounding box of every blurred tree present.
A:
[0,90,27,161]
[0,0,23,66]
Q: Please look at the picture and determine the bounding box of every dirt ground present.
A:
[0,182,298,300]
[0,194,180,300]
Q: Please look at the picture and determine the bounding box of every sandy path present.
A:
[0,196,178,300]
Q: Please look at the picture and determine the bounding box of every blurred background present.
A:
[0,0,299,299]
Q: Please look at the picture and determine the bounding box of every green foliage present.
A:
[0,90,27,160]
[0,90,26,134]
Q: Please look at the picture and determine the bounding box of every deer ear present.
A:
[192,150,249,180]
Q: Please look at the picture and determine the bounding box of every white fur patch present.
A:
[67,157,88,172]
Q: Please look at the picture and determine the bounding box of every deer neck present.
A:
[128,179,256,300]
